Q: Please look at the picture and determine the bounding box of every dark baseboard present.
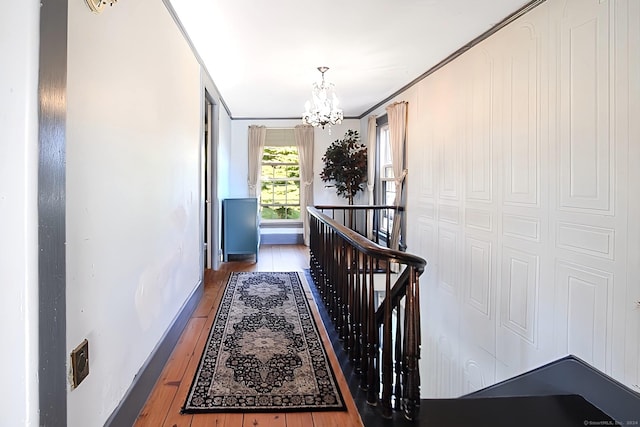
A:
[104,279,204,427]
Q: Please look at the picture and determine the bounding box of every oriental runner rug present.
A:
[182,271,346,413]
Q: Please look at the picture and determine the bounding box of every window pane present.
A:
[384,181,396,205]
[287,180,300,203]
[286,165,300,178]
[261,206,278,219]
[261,187,274,204]
[262,146,279,162]
[272,181,286,203]
[287,206,300,219]
[273,165,288,178]
[260,145,301,220]
[380,126,392,164]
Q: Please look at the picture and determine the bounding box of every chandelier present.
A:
[302,67,343,130]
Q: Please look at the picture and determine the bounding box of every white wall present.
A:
[0,2,40,426]
[217,107,232,202]
[363,0,640,398]
[66,0,203,425]
[229,119,365,205]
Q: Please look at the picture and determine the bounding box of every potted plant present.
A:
[320,130,368,204]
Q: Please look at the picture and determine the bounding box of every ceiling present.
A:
[168,0,532,120]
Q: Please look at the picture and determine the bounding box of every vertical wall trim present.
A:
[38,0,68,425]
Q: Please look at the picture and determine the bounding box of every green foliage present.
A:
[260,146,301,220]
[261,206,300,220]
[320,130,368,204]
[262,146,299,163]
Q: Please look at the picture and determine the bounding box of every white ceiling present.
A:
[168,0,532,119]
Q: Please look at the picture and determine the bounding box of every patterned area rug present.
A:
[182,271,346,413]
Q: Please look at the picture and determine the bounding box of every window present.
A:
[260,145,300,221]
[377,120,395,234]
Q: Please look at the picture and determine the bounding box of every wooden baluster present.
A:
[308,216,315,278]
[316,221,323,299]
[359,254,370,390]
[313,231,319,282]
[352,250,362,374]
[344,242,350,346]
[315,220,322,295]
[403,267,420,421]
[327,228,336,319]
[331,233,340,330]
[325,223,332,305]
[317,224,327,303]
[317,220,325,300]
[343,242,353,346]
[345,241,353,346]
[380,264,393,418]
[330,234,338,330]
[346,245,356,357]
[394,305,403,410]
[338,238,347,341]
[333,233,341,328]
[328,227,333,319]
[366,259,379,405]
[336,237,347,343]
[317,221,325,300]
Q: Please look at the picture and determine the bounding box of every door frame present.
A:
[201,87,220,271]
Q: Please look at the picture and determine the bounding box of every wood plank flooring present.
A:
[134,244,364,427]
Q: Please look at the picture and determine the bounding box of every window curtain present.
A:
[367,115,377,204]
[294,125,314,246]
[386,101,408,250]
[367,115,377,239]
[247,125,266,198]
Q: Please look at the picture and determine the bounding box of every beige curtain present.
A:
[247,125,266,198]
[367,115,377,239]
[386,101,408,250]
[294,125,314,246]
[367,115,377,204]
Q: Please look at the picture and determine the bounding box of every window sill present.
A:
[260,219,303,228]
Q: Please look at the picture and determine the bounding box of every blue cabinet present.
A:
[222,198,259,262]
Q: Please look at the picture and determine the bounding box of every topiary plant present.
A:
[320,130,368,204]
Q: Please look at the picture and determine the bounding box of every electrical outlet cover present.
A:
[71,339,89,388]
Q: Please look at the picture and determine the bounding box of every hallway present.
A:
[134,244,364,427]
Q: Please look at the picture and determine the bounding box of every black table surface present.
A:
[420,394,614,427]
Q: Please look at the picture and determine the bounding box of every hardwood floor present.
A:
[134,244,364,427]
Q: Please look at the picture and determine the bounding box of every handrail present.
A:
[314,204,406,210]
[307,205,426,421]
[308,207,425,271]
[313,204,406,250]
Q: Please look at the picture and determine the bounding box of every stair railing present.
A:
[308,206,426,421]
[311,204,405,250]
